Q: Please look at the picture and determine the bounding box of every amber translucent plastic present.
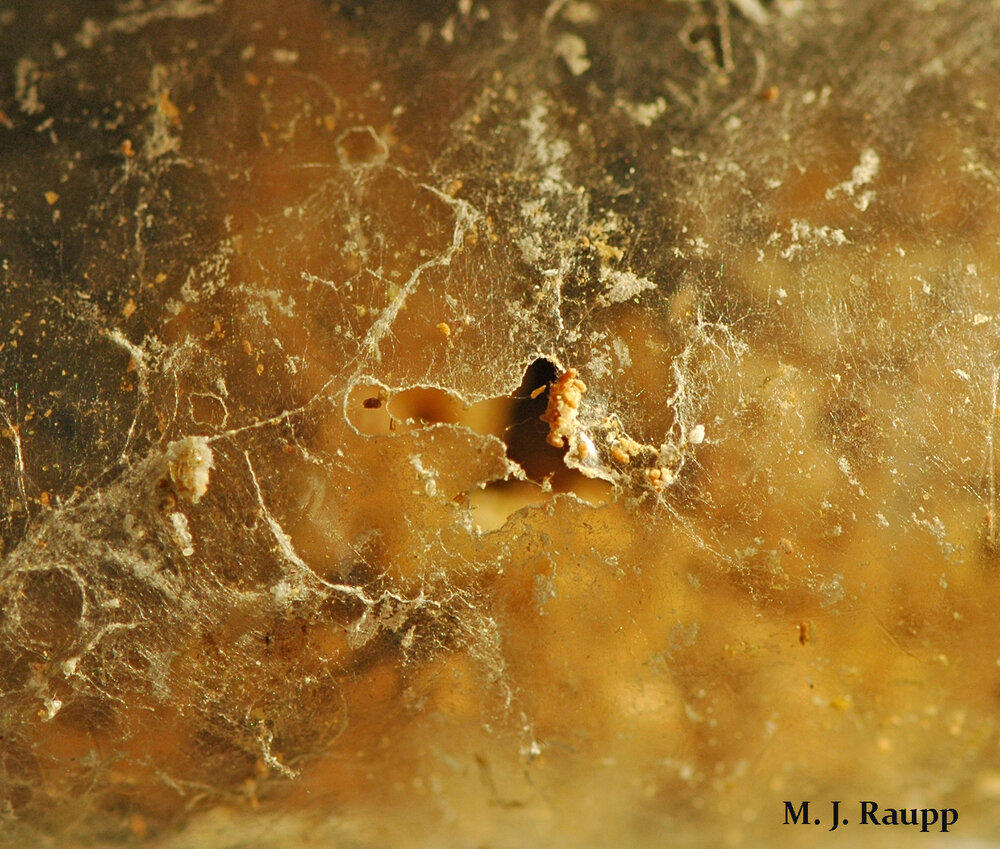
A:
[3,2,1000,847]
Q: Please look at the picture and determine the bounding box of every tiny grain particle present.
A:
[645,466,675,491]
[611,436,642,464]
[436,321,451,337]
[122,298,137,318]
[760,85,780,102]
[121,138,136,157]
[242,339,253,355]
[129,815,148,839]
[529,384,547,400]
[39,491,50,507]
[256,363,265,375]
[44,191,59,205]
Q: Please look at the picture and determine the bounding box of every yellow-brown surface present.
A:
[3,2,1000,847]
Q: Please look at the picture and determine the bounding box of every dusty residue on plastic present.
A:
[4,1,1000,847]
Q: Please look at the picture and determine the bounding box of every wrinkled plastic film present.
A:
[3,1,1000,846]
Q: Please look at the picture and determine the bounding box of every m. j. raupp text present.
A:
[783,800,957,832]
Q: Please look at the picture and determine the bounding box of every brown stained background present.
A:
[3,1,1000,847]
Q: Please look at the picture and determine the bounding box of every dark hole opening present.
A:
[502,357,564,483]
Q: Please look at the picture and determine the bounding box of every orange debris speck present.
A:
[158,90,181,125]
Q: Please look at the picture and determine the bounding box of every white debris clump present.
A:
[170,511,195,557]
[826,147,880,211]
[599,266,656,304]
[554,33,591,76]
[166,436,215,504]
